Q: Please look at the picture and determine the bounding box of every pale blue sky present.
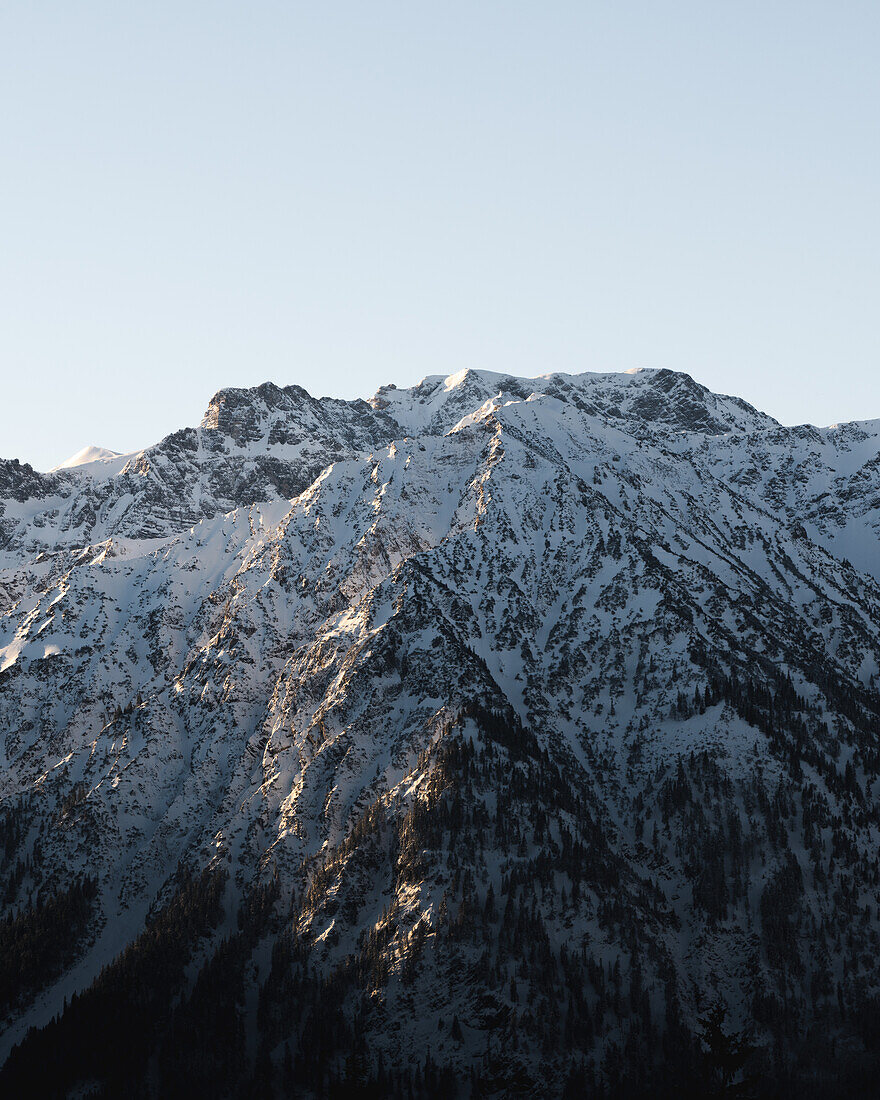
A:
[2,2,878,470]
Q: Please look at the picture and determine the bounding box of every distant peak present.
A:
[51,445,121,471]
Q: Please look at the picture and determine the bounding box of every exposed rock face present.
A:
[0,458,62,504]
[0,381,399,561]
[1,367,880,1096]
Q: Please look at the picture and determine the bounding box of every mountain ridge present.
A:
[1,366,879,1096]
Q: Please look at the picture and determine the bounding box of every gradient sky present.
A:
[2,2,879,470]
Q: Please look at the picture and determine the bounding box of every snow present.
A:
[50,444,134,479]
[1,365,880,1075]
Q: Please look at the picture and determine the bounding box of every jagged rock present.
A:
[1,368,880,1096]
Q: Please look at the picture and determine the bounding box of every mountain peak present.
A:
[51,444,122,472]
[1,362,880,1095]
[372,367,778,438]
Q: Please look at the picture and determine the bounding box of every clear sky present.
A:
[2,2,878,470]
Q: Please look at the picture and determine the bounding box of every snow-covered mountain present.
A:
[1,368,879,1097]
[50,444,125,472]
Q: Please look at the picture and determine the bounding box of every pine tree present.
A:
[697,1002,753,1096]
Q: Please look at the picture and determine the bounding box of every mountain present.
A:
[1,368,879,1097]
[0,382,400,570]
[50,444,124,471]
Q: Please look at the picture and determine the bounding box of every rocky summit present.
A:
[1,367,880,1097]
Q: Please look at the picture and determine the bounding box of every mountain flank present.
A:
[1,367,879,1097]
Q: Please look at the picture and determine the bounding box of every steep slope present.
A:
[0,382,398,566]
[0,367,780,567]
[1,371,880,1096]
[684,418,880,580]
[371,365,778,437]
